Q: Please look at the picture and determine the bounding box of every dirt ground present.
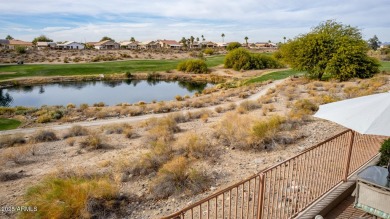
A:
[0,74,389,218]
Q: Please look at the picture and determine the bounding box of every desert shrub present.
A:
[177,59,208,74]
[378,138,390,166]
[250,53,284,69]
[224,48,283,70]
[288,99,318,122]
[130,140,173,175]
[203,48,214,55]
[200,113,209,123]
[79,103,89,110]
[251,115,285,148]
[239,100,261,111]
[215,106,223,113]
[170,112,190,123]
[293,99,318,114]
[176,132,211,159]
[0,107,17,116]
[67,103,76,109]
[79,133,105,150]
[36,114,51,123]
[213,112,253,148]
[123,126,134,139]
[1,145,33,164]
[30,130,58,143]
[63,125,89,139]
[93,102,106,107]
[175,95,184,101]
[66,138,76,146]
[0,172,25,182]
[0,134,26,148]
[15,46,27,54]
[103,123,127,134]
[150,156,210,199]
[226,42,241,51]
[224,48,251,70]
[315,94,340,104]
[187,109,213,120]
[144,117,180,143]
[20,176,118,219]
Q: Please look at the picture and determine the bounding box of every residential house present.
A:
[158,40,182,49]
[57,41,85,50]
[0,39,9,49]
[120,41,139,49]
[255,42,277,48]
[94,40,120,50]
[37,41,57,50]
[201,41,218,48]
[139,41,160,49]
[216,42,228,48]
[190,41,201,48]
[8,40,33,49]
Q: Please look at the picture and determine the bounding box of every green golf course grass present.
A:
[0,118,21,131]
[0,55,225,81]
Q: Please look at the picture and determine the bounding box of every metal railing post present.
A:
[257,173,265,219]
[343,130,355,182]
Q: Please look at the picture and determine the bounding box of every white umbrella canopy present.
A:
[314,92,390,136]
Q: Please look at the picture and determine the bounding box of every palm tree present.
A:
[196,37,199,42]
[221,33,225,43]
[283,36,286,43]
[130,37,135,42]
[201,35,205,42]
[244,36,249,47]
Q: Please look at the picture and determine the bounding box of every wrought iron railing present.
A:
[162,130,385,219]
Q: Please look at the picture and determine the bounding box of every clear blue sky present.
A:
[1,0,389,43]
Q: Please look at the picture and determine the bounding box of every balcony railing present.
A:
[161,130,385,219]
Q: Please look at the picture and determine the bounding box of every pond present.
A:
[0,80,212,107]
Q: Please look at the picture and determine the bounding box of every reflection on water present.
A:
[0,90,13,107]
[0,80,212,107]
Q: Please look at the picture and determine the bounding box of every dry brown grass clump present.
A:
[150,156,210,199]
[79,133,106,150]
[144,116,180,143]
[30,130,58,143]
[19,174,124,219]
[130,140,173,176]
[288,99,319,122]
[1,145,34,165]
[176,132,211,159]
[0,134,26,148]
[63,125,89,139]
[213,112,253,149]
[102,123,132,135]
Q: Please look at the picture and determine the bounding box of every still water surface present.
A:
[0,80,211,107]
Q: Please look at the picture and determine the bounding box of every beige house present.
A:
[120,41,139,49]
[94,40,120,50]
[37,41,57,49]
[8,40,33,49]
[201,41,218,48]
[158,40,182,49]
[139,41,160,49]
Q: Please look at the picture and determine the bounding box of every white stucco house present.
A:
[57,41,85,50]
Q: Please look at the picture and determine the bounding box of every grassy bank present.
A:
[0,118,21,130]
[380,61,390,72]
[0,56,224,81]
[246,61,389,85]
[245,69,305,84]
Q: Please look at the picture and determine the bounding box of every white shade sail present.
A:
[314,92,390,136]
